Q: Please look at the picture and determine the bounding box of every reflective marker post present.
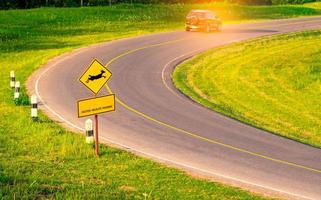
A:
[14,81,20,101]
[10,71,15,89]
[85,119,94,144]
[31,95,38,121]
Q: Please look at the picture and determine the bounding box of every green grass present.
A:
[173,30,321,148]
[304,1,321,9]
[0,110,267,199]
[1,3,321,199]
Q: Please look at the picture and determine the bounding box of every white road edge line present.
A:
[161,47,205,100]
[161,39,243,99]
[35,57,84,132]
[35,42,313,200]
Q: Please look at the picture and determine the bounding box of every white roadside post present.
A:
[14,81,20,101]
[31,95,38,120]
[10,71,15,89]
[85,119,94,144]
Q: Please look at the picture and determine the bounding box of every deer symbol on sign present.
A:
[86,70,106,83]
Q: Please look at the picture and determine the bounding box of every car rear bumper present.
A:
[186,23,220,30]
[186,24,205,30]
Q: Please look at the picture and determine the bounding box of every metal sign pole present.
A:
[95,114,99,156]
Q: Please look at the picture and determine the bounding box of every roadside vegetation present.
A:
[173,30,321,148]
[1,2,320,199]
[0,0,319,9]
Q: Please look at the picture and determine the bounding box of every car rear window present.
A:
[187,11,215,18]
[206,13,215,18]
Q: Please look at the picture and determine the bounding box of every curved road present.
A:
[28,17,321,199]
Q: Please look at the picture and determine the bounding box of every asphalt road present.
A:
[28,17,321,199]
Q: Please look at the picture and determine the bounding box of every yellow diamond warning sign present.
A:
[79,59,112,95]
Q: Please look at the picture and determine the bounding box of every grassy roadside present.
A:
[173,30,321,148]
[0,112,267,199]
[1,3,320,199]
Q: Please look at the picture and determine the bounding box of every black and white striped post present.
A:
[85,119,94,144]
[31,95,38,120]
[14,81,20,101]
[10,70,15,89]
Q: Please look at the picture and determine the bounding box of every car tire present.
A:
[216,23,222,32]
[205,24,211,33]
[185,27,190,32]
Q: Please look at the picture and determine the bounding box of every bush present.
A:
[236,0,272,5]
[0,0,317,9]
[272,0,316,4]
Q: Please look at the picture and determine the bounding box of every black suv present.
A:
[185,10,222,32]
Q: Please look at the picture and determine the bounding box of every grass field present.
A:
[173,30,321,148]
[1,3,321,199]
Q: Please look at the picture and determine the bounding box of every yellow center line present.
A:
[104,31,321,174]
[105,38,187,66]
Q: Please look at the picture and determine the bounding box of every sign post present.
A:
[95,114,99,156]
[78,58,115,156]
